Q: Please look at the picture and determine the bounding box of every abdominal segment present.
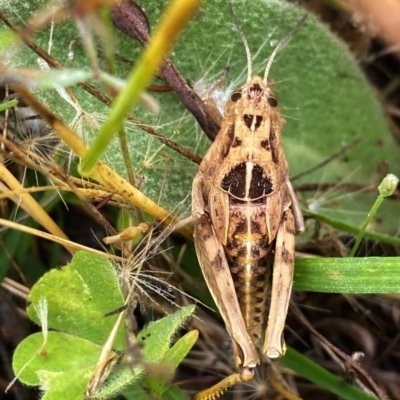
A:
[224,202,272,343]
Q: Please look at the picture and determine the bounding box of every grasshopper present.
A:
[192,8,307,399]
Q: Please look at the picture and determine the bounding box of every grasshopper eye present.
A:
[231,91,242,102]
[268,96,278,107]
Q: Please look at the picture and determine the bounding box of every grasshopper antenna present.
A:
[228,3,252,83]
[263,14,308,84]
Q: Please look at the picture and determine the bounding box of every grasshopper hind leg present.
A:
[192,368,255,400]
[263,209,296,358]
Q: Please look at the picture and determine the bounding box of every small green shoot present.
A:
[350,174,399,256]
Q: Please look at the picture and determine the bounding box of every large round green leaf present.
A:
[0,0,398,231]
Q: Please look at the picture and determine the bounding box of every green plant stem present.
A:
[349,196,383,257]
[349,174,398,256]
[303,209,400,247]
[118,127,135,186]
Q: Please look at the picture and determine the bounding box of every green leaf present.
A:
[12,331,102,400]
[118,0,399,231]
[163,329,199,372]
[294,257,400,293]
[92,305,197,398]
[13,251,126,398]
[144,328,198,394]
[120,383,150,400]
[90,367,146,399]
[27,251,126,349]
[15,251,196,399]
[140,304,196,362]
[1,0,398,231]
[160,385,188,400]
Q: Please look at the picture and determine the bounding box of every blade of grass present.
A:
[294,256,400,293]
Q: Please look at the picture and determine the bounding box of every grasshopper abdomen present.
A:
[226,202,272,343]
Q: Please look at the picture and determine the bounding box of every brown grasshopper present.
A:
[192,9,307,399]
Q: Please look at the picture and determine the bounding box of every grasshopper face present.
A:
[191,11,307,400]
